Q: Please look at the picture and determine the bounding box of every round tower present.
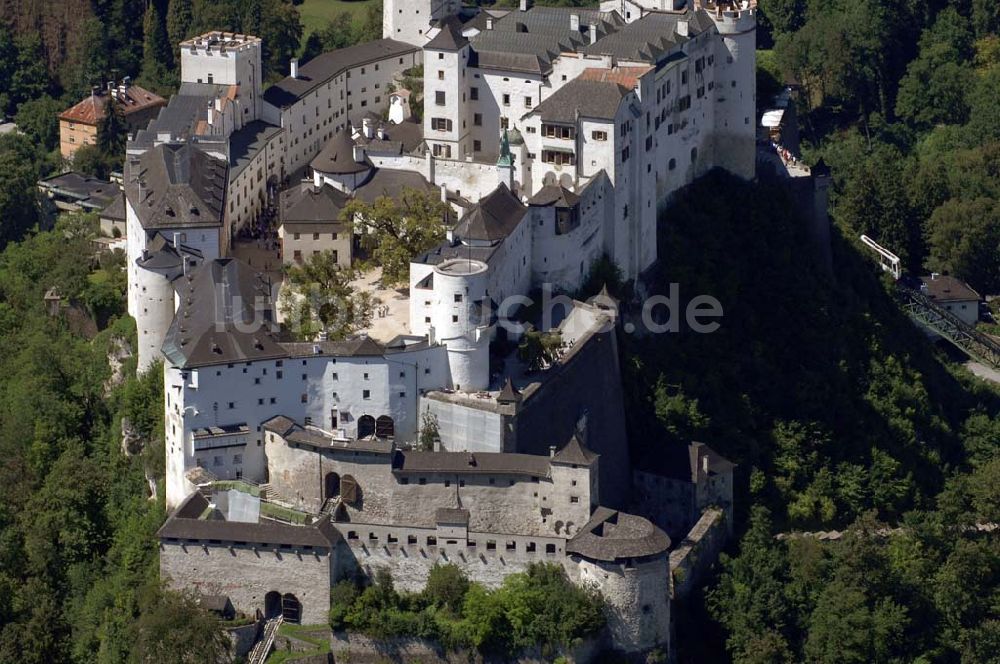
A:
[431,258,492,391]
[567,509,672,653]
[132,245,185,372]
[709,2,757,180]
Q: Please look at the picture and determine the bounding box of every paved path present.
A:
[965,361,1000,385]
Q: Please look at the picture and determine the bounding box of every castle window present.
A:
[362,390,370,399]
[444,480,451,487]
[487,540,496,550]
[506,540,516,551]
[526,542,536,553]
[348,531,358,540]
[427,536,437,546]
[435,91,446,106]
[408,535,418,544]
[545,544,556,554]
[401,478,409,485]
[591,130,607,141]
[473,113,482,126]
[570,496,580,503]
[301,394,307,403]
[502,93,510,106]
[419,478,426,485]
[470,86,479,100]
[368,532,378,541]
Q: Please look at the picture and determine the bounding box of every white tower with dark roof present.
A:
[383,0,461,46]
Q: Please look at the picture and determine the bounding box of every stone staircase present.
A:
[247,615,282,664]
[259,483,294,508]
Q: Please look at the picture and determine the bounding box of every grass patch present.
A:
[265,624,330,663]
[211,480,261,497]
[298,0,377,41]
[261,502,311,524]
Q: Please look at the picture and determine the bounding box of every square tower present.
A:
[179,32,264,120]
[383,0,461,46]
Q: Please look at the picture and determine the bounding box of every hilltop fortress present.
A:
[126,0,752,656]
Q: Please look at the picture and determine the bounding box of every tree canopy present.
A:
[341,187,451,287]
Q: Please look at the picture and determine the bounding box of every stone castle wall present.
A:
[668,508,727,600]
[160,540,333,625]
[514,327,631,509]
[335,523,571,591]
[577,555,671,653]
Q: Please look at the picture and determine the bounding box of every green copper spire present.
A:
[496,129,514,168]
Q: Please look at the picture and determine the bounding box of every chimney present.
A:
[362,117,374,139]
[313,170,322,188]
[549,445,556,457]
[352,144,366,163]
[570,14,580,32]
[677,19,689,37]
[589,23,598,44]
[290,58,299,79]
[519,0,531,11]
[486,16,493,30]
[207,104,214,127]
[173,232,181,249]
[183,255,190,278]
[440,184,448,203]
[702,454,709,475]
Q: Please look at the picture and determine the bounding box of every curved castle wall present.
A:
[432,258,491,391]
[576,555,671,653]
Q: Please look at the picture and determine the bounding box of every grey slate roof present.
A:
[263,40,419,108]
[567,507,670,562]
[158,492,340,548]
[353,168,437,205]
[454,183,527,243]
[124,142,228,230]
[161,258,282,368]
[426,15,469,51]
[280,182,351,226]
[528,184,580,208]
[920,275,980,303]
[262,415,394,453]
[279,335,386,358]
[470,6,624,74]
[100,192,127,221]
[529,79,629,123]
[551,435,598,466]
[393,450,552,478]
[132,82,229,146]
[311,130,372,175]
[496,377,522,403]
[229,120,283,180]
[356,118,425,155]
[38,172,119,211]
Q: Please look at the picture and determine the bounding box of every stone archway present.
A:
[264,591,281,619]
[324,472,340,500]
[357,415,376,438]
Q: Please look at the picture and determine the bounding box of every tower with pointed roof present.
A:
[496,129,515,191]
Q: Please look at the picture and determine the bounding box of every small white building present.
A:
[920,274,981,326]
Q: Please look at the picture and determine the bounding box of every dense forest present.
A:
[0,0,996,662]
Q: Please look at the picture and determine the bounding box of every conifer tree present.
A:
[166,0,193,68]
[140,2,171,90]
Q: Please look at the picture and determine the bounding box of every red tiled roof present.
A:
[579,66,653,90]
[59,85,167,125]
